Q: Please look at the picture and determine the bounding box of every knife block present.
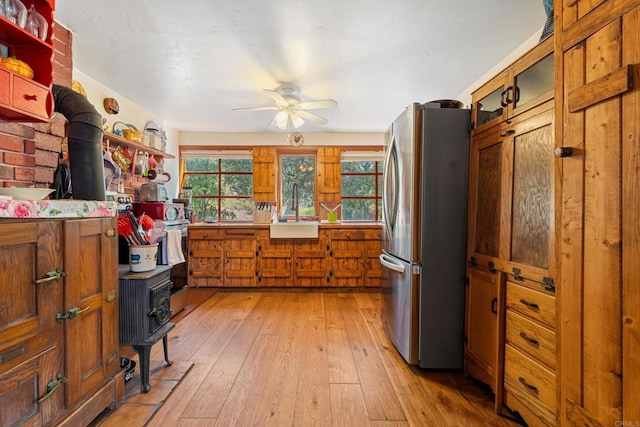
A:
[253,201,274,224]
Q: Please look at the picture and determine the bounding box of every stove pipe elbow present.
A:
[52,84,106,201]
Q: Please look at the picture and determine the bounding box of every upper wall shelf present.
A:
[103,131,175,159]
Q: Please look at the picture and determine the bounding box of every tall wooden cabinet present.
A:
[465,34,557,426]
[0,218,121,426]
[556,1,640,425]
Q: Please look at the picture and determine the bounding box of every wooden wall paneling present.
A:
[558,38,586,427]
[621,6,640,423]
[252,147,276,201]
[581,20,623,425]
[317,147,341,202]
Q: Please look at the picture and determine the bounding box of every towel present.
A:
[166,229,185,266]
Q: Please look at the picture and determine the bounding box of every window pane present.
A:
[341,175,375,197]
[185,158,219,172]
[221,175,253,196]
[193,198,218,222]
[221,158,252,172]
[186,174,219,196]
[377,174,383,196]
[342,199,376,221]
[281,156,315,216]
[221,198,254,221]
[341,160,375,173]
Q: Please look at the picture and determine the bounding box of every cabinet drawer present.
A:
[0,68,9,105]
[224,229,256,239]
[330,230,365,240]
[506,281,555,328]
[504,344,556,415]
[364,229,382,240]
[189,229,224,240]
[12,76,50,119]
[506,310,556,370]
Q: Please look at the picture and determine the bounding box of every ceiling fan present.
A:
[233,84,337,130]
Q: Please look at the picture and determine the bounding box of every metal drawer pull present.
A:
[519,298,539,310]
[500,129,516,137]
[519,332,539,346]
[36,374,67,404]
[519,376,539,394]
[35,268,67,284]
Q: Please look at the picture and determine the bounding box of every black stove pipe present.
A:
[52,84,106,201]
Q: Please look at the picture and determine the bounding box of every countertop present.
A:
[0,199,118,219]
[188,221,382,228]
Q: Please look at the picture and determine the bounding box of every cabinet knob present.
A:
[105,228,116,238]
[554,147,574,158]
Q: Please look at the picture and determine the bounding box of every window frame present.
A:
[340,152,384,222]
[277,149,318,220]
[180,149,254,222]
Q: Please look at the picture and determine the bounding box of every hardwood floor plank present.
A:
[337,294,406,421]
[324,293,360,384]
[180,294,278,419]
[293,318,333,426]
[118,291,518,427]
[330,383,371,427]
[214,334,280,426]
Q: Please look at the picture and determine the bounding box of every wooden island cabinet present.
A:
[0,218,122,426]
[187,223,382,288]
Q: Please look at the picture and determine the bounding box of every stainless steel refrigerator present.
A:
[379,103,469,368]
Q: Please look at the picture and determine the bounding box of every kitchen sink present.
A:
[269,221,319,238]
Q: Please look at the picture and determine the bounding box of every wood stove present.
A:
[118,265,175,392]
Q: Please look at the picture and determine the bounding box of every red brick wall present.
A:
[0,21,150,198]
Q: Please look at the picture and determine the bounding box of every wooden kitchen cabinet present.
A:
[464,266,503,398]
[188,228,224,287]
[188,225,382,288]
[472,36,553,134]
[503,277,556,426]
[292,230,330,287]
[556,2,640,425]
[467,102,555,285]
[0,221,64,426]
[223,229,257,287]
[0,0,55,122]
[256,230,293,286]
[0,218,121,426]
[465,37,557,421]
[62,218,120,414]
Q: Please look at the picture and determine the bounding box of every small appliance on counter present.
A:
[139,182,168,202]
[132,202,186,224]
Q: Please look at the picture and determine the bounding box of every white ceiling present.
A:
[54,0,546,133]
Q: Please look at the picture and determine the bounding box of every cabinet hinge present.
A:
[488,261,496,273]
[463,336,468,345]
[512,267,523,281]
[469,256,477,267]
[542,277,556,292]
[464,277,470,285]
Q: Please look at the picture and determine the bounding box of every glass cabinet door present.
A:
[513,53,554,111]
[476,86,506,128]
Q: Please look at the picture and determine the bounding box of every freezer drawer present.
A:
[380,253,419,364]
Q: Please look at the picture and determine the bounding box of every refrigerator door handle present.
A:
[379,254,406,273]
[382,134,399,234]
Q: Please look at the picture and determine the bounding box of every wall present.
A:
[178,131,385,148]
[73,69,181,198]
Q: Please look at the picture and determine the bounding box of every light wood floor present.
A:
[121,291,522,426]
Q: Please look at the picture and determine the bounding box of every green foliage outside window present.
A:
[341,160,383,221]
[183,157,253,222]
[280,155,315,217]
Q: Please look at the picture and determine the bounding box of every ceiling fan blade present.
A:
[297,99,338,110]
[232,106,280,111]
[296,110,328,125]
[264,89,289,106]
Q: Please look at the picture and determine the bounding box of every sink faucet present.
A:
[291,182,299,222]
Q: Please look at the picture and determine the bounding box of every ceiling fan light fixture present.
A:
[291,113,304,128]
[274,111,289,129]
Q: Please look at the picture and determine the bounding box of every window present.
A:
[181,150,253,222]
[341,153,383,221]
[280,154,316,218]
